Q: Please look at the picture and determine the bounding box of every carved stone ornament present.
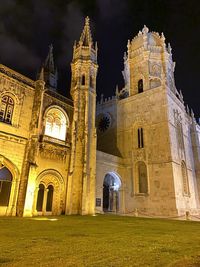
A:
[39,142,68,162]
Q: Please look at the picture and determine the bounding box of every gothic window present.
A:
[136,161,148,194]
[177,121,184,151]
[44,107,69,141]
[81,75,85,86]
[181,161,189,196]
[46,185,54,212]
[138,79,143,93]
[0,95,14,124]
[36,184,45,212]
[138,128,144,148]
[0,165,12,206]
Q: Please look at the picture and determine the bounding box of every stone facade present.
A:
[0,20,200,218]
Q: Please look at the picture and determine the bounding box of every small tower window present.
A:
[0,95,14,124]
[138,128,144,148]
[138,79,143,93]
[81,75,85,86]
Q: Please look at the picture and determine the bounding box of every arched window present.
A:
[138,79,143,93]
[137,128,144,148]
[44,107,68,141]
[81,75,85,86]
[0,95,14,124]
[36,184,45,212]
[46,185,54,212]
[137,161,148,194]
[0,165,12,206]
[181,161,189,195]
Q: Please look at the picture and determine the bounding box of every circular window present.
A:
[97,114,111,132]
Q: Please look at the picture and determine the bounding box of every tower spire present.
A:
[44,44,55,72]
[79,16,93,46]
[43,44,58,90]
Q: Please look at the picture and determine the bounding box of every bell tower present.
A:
[66,17,98,215]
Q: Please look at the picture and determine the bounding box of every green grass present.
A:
[0,215,200,267]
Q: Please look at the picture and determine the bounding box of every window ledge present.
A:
[134,193,149,197]
[43,135,69,146]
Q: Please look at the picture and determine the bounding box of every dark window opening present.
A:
[0,166,12,206]
[36,184,45,211]
[46,185,54,212]
[81,75,85,86]
[138,128,144,148]
[138,79,143,93]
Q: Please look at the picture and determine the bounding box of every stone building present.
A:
[0,18,200,218]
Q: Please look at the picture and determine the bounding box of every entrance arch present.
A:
[34,170,64,216]
[0,155,20,216]
[103,172,121,212]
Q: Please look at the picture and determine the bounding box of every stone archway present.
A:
[0,155,20,216]
[34,170,64,216]
[103,172,121,212]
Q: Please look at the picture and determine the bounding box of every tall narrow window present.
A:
[36,184,45,212]
[137,161,148,194]
[46,185,54,212]
[138,128,144,148]
[0,165,12,206]
[81,75,85,86]
[177,122,184,151]
[138,79,143,93]
[0,95,14,124]
[181,161,189,195]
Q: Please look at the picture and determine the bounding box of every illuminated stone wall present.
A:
[0,65,73,216]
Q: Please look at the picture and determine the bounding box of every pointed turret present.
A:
[37,66,44,81]
[43,44,58,90]
[72,17,97,67]
[66,17,98,215]
[79,16,93,47]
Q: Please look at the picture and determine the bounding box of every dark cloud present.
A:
[58,2,84,66]
[96,0,127,20]
[0,0,200,116]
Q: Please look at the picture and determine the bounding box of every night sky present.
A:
[1,0,200,117]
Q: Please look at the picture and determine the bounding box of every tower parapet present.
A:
[122,26,177,96]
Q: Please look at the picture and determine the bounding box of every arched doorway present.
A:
[103,172,121,212]
[0,165,12,206]
[34,170,64,216]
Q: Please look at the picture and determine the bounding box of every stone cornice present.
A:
[0,64,35,88]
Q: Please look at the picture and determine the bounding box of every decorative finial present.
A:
[168,43,172,54]
[85,16,90,25]
[161,32,165,41]
[123,52,127,61]
[142,25,149,34]
[38,67,44,81]
[191,109,195,118]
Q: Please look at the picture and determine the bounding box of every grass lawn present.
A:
[0,215,200,267]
